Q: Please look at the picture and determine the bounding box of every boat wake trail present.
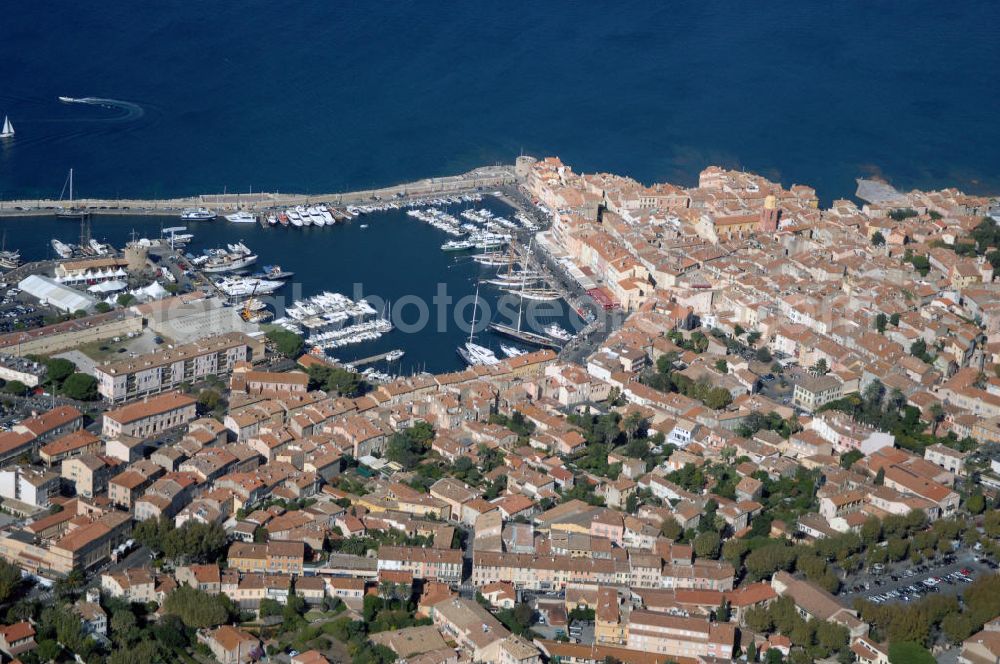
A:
[58,97,145,121]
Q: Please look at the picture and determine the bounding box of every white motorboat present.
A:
[458,341,500,366]
[215,276,284,297]
[308,207,326,226]
[544,323,573,341]
[442,239,476,252]
[180,207,217,221]
[202,244,258,273]
[51,239,75,258]
[225,211,257,224]
[500,344,526,358]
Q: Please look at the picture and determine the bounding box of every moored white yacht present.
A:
[500,344,526,358]
[50,239,75,258]
[215,276,284,297]
[442,239,476,251]
[225,211,257,224]
[180,207,217,221]
[544,323,573,341]
[456,284,500,366]
[308,207,326,226]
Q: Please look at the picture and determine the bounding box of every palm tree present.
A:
[929,402,945,436]
[623,411,645,441]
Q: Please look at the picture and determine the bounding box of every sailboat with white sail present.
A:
[0,116,13,139]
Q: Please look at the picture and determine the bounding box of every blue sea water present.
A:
[0,3,997,373]
[1,2,998,202]
[0,200,584,375]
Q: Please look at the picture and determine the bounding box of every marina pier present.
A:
[0,165,515,218]
[345,350,404,368]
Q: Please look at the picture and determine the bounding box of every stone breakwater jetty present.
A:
[0,165,516,217]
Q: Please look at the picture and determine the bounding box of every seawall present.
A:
[0,165,516,218]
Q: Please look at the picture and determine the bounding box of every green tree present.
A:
[812,358,829,375]
[151,613,189,649]
[703,387,732,410]
[815,620,849,652]
[840,449,863,469]
[660,516,682,540]
[693,531,721,559]
[928,402,945,436]
[875,313,887,333]
[888,208,919,222]
[910,338,933,364]
[267,327,305,358]
[384,423,435,470]
[888,642,934,664]
[110,609,139,645]
[622,411,646,441]
[133,516,228,563]
[45,358,76,386]
[966,492,986,515]
[722,538,750,568]
[259,597,283,617]
[61,373,98,400]
[94,301,113,313]
[162,586,231,628]
[745,543,796,581]
[34,640,62,662]
[307,364,367,397]
[872,231,886,246]
[886,537,908,562]
[197,388,223,412]
[117,293,137,307]
[0,560,22,603]
[941,612,974,644]
[2,380,27,396]
[512,602,533,629]
[716,599,731,622]
[109,640,159,664]
[755,346,772,363]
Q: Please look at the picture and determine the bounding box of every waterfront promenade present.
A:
[0,165,515,217]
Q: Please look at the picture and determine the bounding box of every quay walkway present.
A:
[0,165,516,218]
[345,350,403,368]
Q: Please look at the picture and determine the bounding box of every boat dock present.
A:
[0,165,516,218]
[345,350,403,368]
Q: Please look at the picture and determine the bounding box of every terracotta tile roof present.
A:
[104,391,197,424]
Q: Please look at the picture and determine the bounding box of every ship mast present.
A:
[469,283,480,345]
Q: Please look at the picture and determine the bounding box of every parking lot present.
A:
[0,288,47,333]
[839,549,998,606]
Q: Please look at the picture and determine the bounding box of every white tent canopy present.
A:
[18,274,97,312]
[87,279,129,294]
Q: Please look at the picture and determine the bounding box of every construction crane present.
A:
[241,282,258,322]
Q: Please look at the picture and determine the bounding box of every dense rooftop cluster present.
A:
[0,158,998,664]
